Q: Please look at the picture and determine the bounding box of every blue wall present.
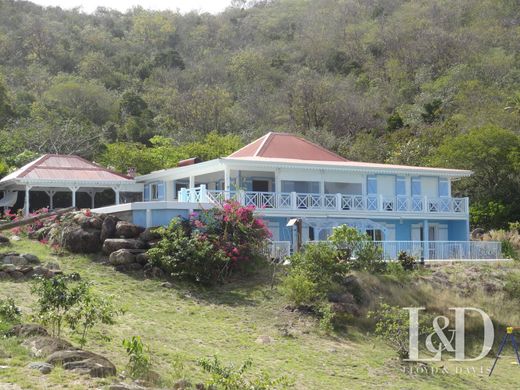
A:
[447,220,468,241]
[132,209,190,227]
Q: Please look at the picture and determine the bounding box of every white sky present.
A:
[30,0,232,14]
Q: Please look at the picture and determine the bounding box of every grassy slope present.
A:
[1,239,520,389]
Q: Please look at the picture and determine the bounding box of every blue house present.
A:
[95,132,501,261]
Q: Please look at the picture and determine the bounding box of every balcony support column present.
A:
[423,219,429,260]
[224,166,230,200]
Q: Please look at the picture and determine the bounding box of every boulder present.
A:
[139,228,161,243]
[80,216,103,230]
[0,234,10,244]
[0,271,8,280]
[8,324,48,338]
[2,254,28,266]
[47,349,116,378]
[22,336,75,358]
[0,264,16,273]
[10,271,24,280]
[109,249,137,266]
[63,228,102,253]
[115,221,142,239]
[135,252,149,265]
[143,265,164,279]
[103,239,146,255]
[100,215,118,242]
[22,254,40,265]
[255,335,274,344]
[27,362,53,374]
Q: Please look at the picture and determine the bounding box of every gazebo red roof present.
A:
[0,154,132,183]
[228,132,348,162]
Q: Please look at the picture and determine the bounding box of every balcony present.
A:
[178,186,469,215]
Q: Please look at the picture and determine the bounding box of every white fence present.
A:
[178,186,468,215]
[300,240,503,261]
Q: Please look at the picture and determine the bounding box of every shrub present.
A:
[198,355,292,390]
[329,225,385,273]
[123,336,152,380]
[482,229,520,260]
[0,298,21,323]
[397,251,416,271]
[148,200,272,284]
[282,271,319,307]
[385,261,407,280]
[368,303,433,360]
[65,293,123,346]
[31,274,121,343]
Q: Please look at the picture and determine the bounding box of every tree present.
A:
[0,75,14,128]
[432,126,520,227]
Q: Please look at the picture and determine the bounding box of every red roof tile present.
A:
[1,154,132,183]
[229,132,348,162]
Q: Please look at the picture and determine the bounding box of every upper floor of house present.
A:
[135,133,472,218]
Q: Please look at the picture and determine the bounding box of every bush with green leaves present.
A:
[368,303,433,360]
[0,298,21,334]
[122,336,152,380]
[329,225,385,273]
[148,200,271,284]
[198,355,292,390]
[504,273,520,300]
[397,251,416,271]
[31,274,121,343]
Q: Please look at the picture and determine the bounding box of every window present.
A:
[396,176,406,196]
[366,229,383,241]
[150,183,159,200]
[281,181,319,193]
[411,177,421,196]
[324,182,362,195]
[438,178,449,197]
[367,176,377,195]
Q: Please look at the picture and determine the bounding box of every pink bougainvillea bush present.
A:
[148,200,272,284]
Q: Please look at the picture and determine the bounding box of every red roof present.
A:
[229,132,348,162]
[1,154,132,183]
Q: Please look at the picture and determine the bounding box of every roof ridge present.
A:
[18,154,51,178]
[254,132,273,156]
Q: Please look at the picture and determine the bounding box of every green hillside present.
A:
[2,238,520,389]
[0,0,519,226]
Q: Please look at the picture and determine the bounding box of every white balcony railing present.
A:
[307,240,503,261]
[178,186,469,215]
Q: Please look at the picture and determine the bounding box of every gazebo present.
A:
[0,154,143,215]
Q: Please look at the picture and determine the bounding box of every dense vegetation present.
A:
[0,0,519,227]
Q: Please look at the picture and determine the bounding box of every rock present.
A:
[0,264,16,272]
[28,362,53,374]
[100,215,118,242]
[80,216,103,230]
[0,271,8,279]
[144,265,164,279]
[22,336,75,357]
[2,254,28,266]
[471,228,485,240]
[103,239,146,254]
[0,234,10,244]
[63,227,102,253]
[161,282,174,288]
[10,271,24,280]
[135,252,149,265]
[21,254,40,264]
[255,335,274,344]
[139,228,161,243]
[126,263,143,271]
[11,235,21,241]
[45,262,60,270]
[115,221,142,239]
[47,349,116,378]
[109,249,137,266]
[8,324,48,338]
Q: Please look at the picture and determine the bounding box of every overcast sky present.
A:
[30,0,232,14]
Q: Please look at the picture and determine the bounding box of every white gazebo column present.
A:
[45,190,56,210]
[24,185,32,216]
[275,168,281,193]
[189,176,195,189]
[112,186,120,205]
[69,186,79,209]
[87,190,96,209]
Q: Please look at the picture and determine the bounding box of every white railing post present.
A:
[291,192,297,210]
[189,187,197,203]
[179,188,187,202]
[199,185,207,203]
[424,196,428,213]
[379,195,383,211]
[336,193,342,210]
